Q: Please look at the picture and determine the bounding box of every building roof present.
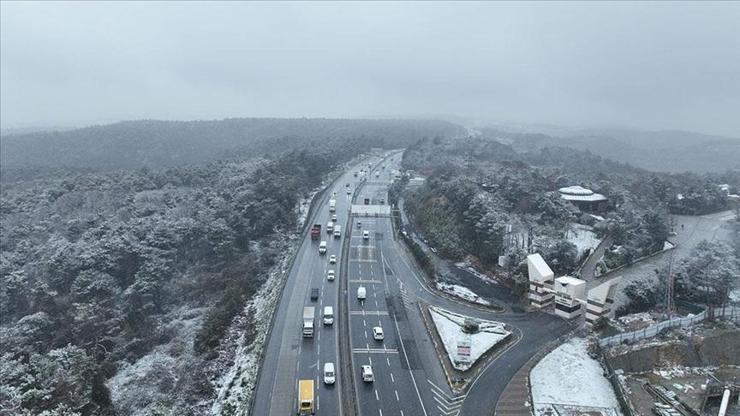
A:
[555,276,586,286]
[587,277,621,303]
[527,253,554,282]
[558,185,607,202]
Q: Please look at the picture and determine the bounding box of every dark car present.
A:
[311,288,319,301]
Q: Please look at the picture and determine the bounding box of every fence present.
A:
[599,306,740,348]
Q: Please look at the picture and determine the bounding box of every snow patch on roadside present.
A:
[436,281,491,306]
[565,224,600,257]
[107,307,207,415]
[530,338,621,416]
[454,262,499,284]
[211,244,294,416]
[429,306,509,371]
[297,191,318,229]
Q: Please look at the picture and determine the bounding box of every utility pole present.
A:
[665,250,675,318]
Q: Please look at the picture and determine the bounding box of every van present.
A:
[361,365,374,382]
[357,286,366,300]
[323,362,336,385]
[323,306,334,325]
[319,241,327,254]
[298,379,314,414]
[333,225,341,239]
[327,222,334,232]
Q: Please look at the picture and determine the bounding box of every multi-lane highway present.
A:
[252,155,385,416]
[253,151,573,416]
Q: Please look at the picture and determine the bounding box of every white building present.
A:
[585,278,621,327]
[553,276,587,319]
[558,185,608,212]
[527,254,555,308]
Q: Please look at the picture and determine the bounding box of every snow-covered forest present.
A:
[0,118,463,176]
[0,118,458,415]
[400,136,739,293]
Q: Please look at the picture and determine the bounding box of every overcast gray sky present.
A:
[2,1,739,136]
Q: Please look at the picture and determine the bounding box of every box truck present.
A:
[302,307,315,337]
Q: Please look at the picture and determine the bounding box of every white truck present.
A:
[329,199,336,212]
[303,306,315,337]
[333,225,341,239]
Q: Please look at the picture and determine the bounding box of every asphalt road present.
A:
[352,156,573,416]
[254,152,575,416]
[252,155,386,416]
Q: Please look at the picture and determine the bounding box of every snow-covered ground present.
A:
[616,312,656,331]
[429,306,510,371]
[436,281,491,306]
[454,262,497,283]
[107,306,207,415]
[605,210,734,310]
[211,244,293,416]
[530,338,621,416]
[565,223,600,257]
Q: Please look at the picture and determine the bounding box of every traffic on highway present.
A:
[252,152,571,416]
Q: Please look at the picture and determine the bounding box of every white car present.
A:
[357,286,366,300]
[363,230,370,240]
[329,255,337,264]
[324,362,336,385]
[323,306,334,326]
[331,215,337,222]
[327,269,335,281]
[372,326,384,341]
[361,365,374,382]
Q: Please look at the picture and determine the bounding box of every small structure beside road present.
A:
[350,204,391,217]
[527,254,620,325]
[428,306,511,371]
[553,276,586,319]
[527,254,555,309]
[558,185,608,212]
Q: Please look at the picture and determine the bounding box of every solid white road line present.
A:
[392,313,428,416]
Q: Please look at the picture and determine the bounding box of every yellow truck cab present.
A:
[297,379,314,415]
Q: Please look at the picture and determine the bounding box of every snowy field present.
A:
[610,210,734,309]
[530,338,621,416]
[436,281,491,306]
[565,223,600,257]
[429,306,510,371]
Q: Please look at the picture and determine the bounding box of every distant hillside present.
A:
[483,127,740,173]
[0,118,463,173]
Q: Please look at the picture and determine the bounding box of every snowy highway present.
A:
[252,152,573,416]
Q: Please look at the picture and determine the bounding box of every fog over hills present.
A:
[484,126,740,173]
[0,118,462,174]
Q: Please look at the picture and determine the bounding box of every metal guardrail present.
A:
[599,306,740,348]
[338,152,398,416]
[247,160,362,416]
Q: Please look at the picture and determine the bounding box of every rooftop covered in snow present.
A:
[527,253,554,283]
[558,186,607,202]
